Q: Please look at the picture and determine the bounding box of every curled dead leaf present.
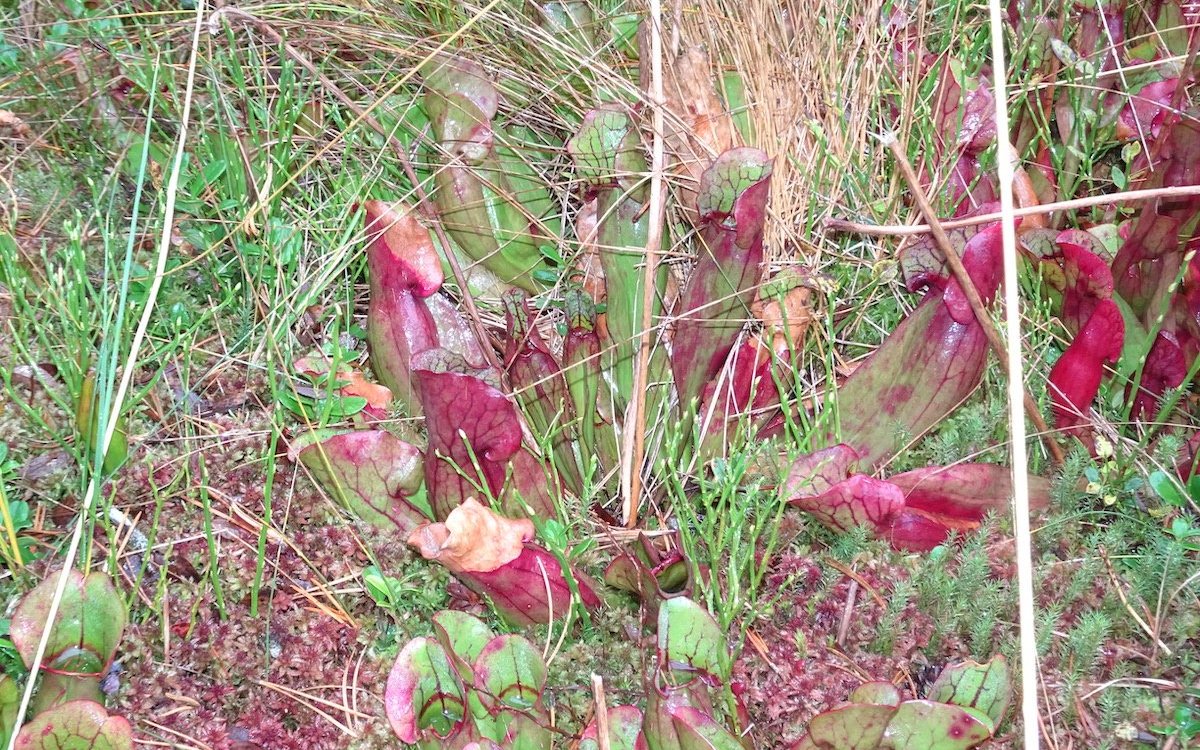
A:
[11,363,60,390]
[407,498,535,574]
[572,197,607,306]
[1013,164,1048,230]
[0,110,35,144]
[752,269,814,356]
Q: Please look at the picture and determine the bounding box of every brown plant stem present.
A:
[623,3,668,528]
[884,136,1065,466]
[212,7,503,375]
[1099,546,1172,659]
[826,183,1200,237]
[590,673,611,750]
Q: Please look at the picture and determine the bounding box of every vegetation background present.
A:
[0,0,1198,748]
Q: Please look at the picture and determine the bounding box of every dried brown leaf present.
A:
[752,271,814,356]
[407,498,535,574]
[571,196,607,305]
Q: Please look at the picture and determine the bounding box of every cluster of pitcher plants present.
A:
[8,1,1200,748]
[281,14,1087,745]
[289,5,1200,744]
[384,594,1012,749]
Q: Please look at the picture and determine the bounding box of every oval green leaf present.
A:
[926,656,1012,727]
[658,597,728,685]
[11,571,126,674]
[796,703,896,750]
[384,637,467,743]
[472,634,547,713]
[14,700,131,750]
[880,700,993,750]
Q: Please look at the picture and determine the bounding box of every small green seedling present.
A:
[1149,469,1200,509]
[1151,702,1200,745]
[361,566,443,615]
[1168,516,1200,552]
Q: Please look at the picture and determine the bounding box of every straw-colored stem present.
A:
[623,0,668,528]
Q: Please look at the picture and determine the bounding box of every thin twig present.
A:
[1099,546,1173,658]
[250,679,362,735]
[881,137,1064,466]
[141,720,216,750]
[835,578,858,648]
[826,183,1200,236]
[822,556,886,608]
[985,2,1042,747]
[623,1,668,528]
[212,6,503,374]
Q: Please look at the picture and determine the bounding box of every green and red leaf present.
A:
[415,368,555,519]
[581,705,648,750]
[432,610,493,685]
[472,634,547,714]
[290,429,430,535]
[1111,117,1200,318]
[502,290,582,495]
[658,597,729,686]
[672,148,773,410]
[453,544,602,627]
[11,570,125,677]
[668,705,746,750]
[790,704,896,750]
[836,222,1002,468]
[363,200,451,412]
[927,656,1012,727]
[1055,231,1115,336]
[1049,299,1124,437]
[789,474,907,538]
[424,56,553,291]
[879,700,993,750]
[14,701,131,750]
[887,464,1050,522]
[385,637,468,743]
[848,682,902,708]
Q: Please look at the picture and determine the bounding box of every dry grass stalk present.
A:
[675,0,893,260]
